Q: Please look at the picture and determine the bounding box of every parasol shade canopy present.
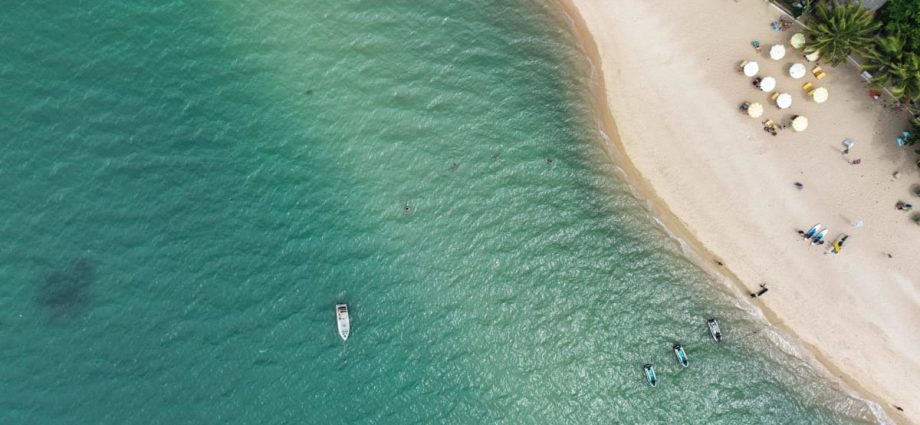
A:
[791,33,806,49]
[812,87,828,103]
[792,115,808,132]
[743,61,759,77]
[770,44,786,60]
[776,92,792,109]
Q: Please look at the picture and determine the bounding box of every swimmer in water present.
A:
[404,203,412,214]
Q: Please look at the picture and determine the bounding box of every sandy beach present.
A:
[560,0,920,423]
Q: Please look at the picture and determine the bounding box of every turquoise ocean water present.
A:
[0,1,882,423]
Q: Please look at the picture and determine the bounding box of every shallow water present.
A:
[0,0,879,423]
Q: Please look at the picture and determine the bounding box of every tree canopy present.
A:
[877,0,920,55]
[805,1,880,66]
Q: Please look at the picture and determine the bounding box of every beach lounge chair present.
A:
[808,88,817,96]
[802,82,813,91]
[771,92,779,101]
[812,66,826,79]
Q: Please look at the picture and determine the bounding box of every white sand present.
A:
[561,0,920,423]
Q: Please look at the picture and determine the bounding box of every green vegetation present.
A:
[877,0,920,55]
[804,1,880,66]
[863,35,920,103]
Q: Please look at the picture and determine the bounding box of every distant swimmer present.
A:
[403,202,412,214]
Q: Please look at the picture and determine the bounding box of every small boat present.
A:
[811,229,829,245]
[707,318,722,342]
[336,303,350,341]
[830,234,849,254]
[801,223,821,239]
[673,344,689,367]
[643,364,657,387]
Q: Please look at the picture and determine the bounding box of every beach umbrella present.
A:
[812,86,828,103]
[776,93,792,109]
[788,63,806,79]
[805,50,820,62]
[792,115,808,132]
[790,33,806,49]
[747,102,763,118]
[770,44,786,60]
[759,76,776,92]
[743,61,759,77]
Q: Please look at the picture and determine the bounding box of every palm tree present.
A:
[863,35,920,103]
[804,1,881,66]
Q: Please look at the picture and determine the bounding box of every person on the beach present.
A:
[750,283,768,298]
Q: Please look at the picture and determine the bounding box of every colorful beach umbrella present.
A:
[759,76,776,92]
[776,93,792,109]
[792,115,808,132]
[747,102,763,118]
[770,44,786,60]
[790,33,806,49]
[812,87,828,103]
[804,50,820,62]
[788,63,806,79]
[743,61,759,77]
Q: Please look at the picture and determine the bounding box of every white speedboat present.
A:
[707,318,722,342]
[336,303,350,341]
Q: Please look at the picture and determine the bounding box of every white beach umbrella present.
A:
[792,115,809,132]
[788,63,806,79]
[776,93,792,109]
[790,33,806,49]
[770,44,786,60]
[743,61,759,77]
[759,76,776,92]
[812,87,828,103]
[747,102,764,118]
[805,50,821,62]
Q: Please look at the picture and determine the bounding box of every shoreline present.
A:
[555,0,916,423]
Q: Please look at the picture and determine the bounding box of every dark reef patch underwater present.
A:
[36,258,95,319]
